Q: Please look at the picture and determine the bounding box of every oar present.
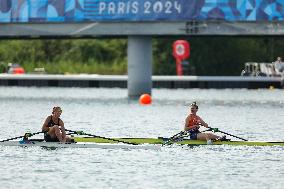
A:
[0,131,44,143]
[65,129,139,145]
[163,128,212,145]
[208,127,248,141]
[163,130,189,145]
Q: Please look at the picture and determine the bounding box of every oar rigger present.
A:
[207,127,248,141]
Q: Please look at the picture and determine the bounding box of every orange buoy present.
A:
[139,94,152,105]
[13,67,25,74]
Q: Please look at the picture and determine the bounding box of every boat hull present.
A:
[0,141,160,150]
[73,137,284,146]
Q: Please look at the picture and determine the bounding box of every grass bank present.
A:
[22,60,127,75]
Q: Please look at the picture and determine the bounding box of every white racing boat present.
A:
[0,140,160,150]
[0,131,161,150]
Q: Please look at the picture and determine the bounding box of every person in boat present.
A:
[42,106,71,142]
[184,102,225,141]
[273,56,284,74]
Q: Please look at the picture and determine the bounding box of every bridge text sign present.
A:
[0,0,284,22]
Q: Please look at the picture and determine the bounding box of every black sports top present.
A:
[47,115,61,127]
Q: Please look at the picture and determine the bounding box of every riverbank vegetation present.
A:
[0,37,283,75]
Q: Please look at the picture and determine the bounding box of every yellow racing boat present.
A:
[73,137,284,146]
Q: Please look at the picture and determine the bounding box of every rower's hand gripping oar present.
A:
[208,127,248,141]
[0,131,44,143]
[65,129,139,145]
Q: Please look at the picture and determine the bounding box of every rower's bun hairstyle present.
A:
[52,106,62,114]
[190,102,198,109]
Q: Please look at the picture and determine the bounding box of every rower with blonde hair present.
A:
[42,106,71,142]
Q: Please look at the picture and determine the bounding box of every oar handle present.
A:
[66,129,139,145]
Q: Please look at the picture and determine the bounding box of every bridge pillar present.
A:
[127,36,152,98]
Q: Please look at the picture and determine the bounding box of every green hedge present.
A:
[0,37,283,75]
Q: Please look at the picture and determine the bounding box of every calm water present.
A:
[0,87,284,189]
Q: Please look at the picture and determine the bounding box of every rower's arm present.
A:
[184,117,190,131]
[198,117,208,128]
[42,116,50,132]
[59,119,66,135]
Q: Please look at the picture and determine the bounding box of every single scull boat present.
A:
[72,137,284,146]
[0,140,160,150]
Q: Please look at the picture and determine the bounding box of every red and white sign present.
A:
[173,40,190,60]
[172,40,190,76]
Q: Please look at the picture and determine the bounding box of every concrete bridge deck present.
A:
[0,74,282,89]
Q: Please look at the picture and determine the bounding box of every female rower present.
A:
[42,106,71,142]
[184,102,225,141]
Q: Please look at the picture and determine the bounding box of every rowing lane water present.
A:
[0,87,284,189]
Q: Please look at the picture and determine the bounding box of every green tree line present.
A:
[0,37,283,75]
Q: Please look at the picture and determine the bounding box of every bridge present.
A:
[1,0,284,97]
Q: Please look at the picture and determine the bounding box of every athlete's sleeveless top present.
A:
[47,115,60,127]
[187,114,200,133]
[44,116,61,142]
